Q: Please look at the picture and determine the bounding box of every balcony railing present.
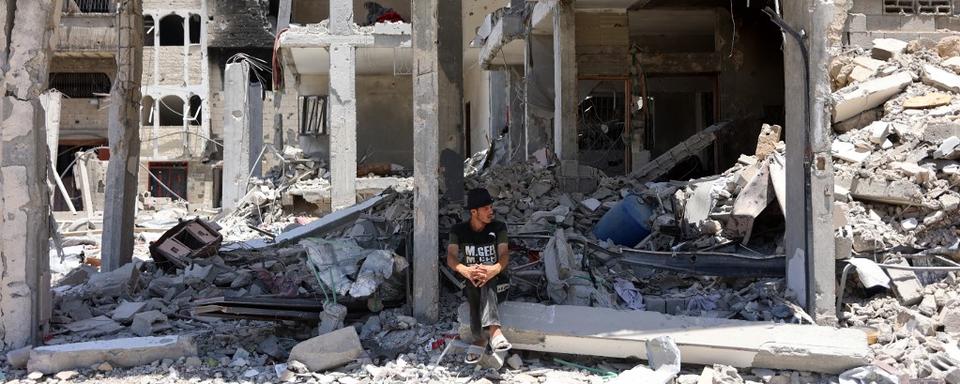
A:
[63,0,115,14]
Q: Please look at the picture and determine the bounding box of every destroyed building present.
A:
[10,0,960,382]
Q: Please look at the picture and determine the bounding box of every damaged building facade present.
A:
[9,0,960,382]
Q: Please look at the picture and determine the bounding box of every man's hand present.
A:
[473,264,503,287]
[456,264,484,287]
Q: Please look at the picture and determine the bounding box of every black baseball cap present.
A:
[466,188,494,209]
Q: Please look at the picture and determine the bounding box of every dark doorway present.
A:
[148,162,188,200]
[578,79,628,176]
[645,75,717,178]
[159,14,185,46]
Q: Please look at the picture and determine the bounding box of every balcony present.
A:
[56,13,116,57]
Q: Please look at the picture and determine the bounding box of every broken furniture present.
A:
[149,218,223,271]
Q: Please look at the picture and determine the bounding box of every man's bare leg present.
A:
[488,325,502,341]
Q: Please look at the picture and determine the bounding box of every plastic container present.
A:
[592,194,653,247]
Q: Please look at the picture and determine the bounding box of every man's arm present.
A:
[447,244,478,285]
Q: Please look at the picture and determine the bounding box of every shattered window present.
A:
[300,95,328,136]
[49,73,112,98]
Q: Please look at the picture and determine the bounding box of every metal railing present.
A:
[62,0,114,13]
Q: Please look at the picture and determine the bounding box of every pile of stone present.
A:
[829,36,960,256]
[823,35,960,381]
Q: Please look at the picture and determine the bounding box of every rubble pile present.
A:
[826,36,960,381]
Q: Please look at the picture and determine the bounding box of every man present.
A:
[447,188,512,364]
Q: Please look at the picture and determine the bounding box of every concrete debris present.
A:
[903,92,952,109]
[460,302,870,374]
[832,71,912,122]
[872,38,908,61]
[26,335,197,374]
[923,64,960,93]
[287,326,363,372]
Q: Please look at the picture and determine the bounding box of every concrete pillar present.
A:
[0,0,61,349]
[508,68,525,162]
[222,61,264,211]
[489,70,508,143]
[411,0,445,323]
[327,0,358,211]
[437,0,464,156]
[524,34,555,159]
[40,90,62,168]
[782,0,840,324]
[102,0,143,272]
[553,0,577,161]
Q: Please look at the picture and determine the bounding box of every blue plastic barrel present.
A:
[592,194,652,247]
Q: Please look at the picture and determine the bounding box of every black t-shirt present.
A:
[449,220,508,266]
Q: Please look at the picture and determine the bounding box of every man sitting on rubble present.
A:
[447,188,513,364]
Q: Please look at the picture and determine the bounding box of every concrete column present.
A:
[437,0,463,156]
[327,1,357,210]
[508,68,525,162]
[489,70,508,142]
[183,13,189,85]
[524,34,555,159]
[783,0,840,324]
[273,0,292,148]
[222,61,264,211]
[40,90,62,168]
[0,0,61,349]
[412,0,442,323]
[102,0,144,272]
[553,0,577,161]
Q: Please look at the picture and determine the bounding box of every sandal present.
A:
[464,344,484,364]
[490,333,512,353]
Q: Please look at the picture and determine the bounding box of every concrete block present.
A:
[868,121,891,143]
[754,124,781,159]
[833,108,882,134]
[130,310,167,337]
[457,302,870,374]
[836,175,923,205]
[866,15,902,32]
[901,15,936,32]
[871,38,908,60]
[944,56,960,73]
[925,122,960,144]
[888,260,924,306]
[848,32,873,49]
[935,136,960,159]
[940,302,960,335]
[110,301,146,323]
[832,72,912,122]
[848,13,867,32]
[923,64,960,93]
[287,327,362,372]
[849,65,876,83]
[891,162,934,183]
[27,336,197,374]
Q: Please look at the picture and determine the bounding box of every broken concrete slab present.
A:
[834,175,923,206]
[903,92,952,109]
[944,56,960,73]
[288,326,362,372]
[834,108,882,134]
[110,301,146,323]
[62,262,140,301]
[923,122,960,144]
[64,316,124,337]
[27,335,197,374]
[459,302,869,374]
[888,260,924,306]
[890,162,934,183]
[6,345,32,369]
[923,64,960,93]
[832,141,871,164]
[833,72,912,122]
[936,136,960,159]
[872,38,908,61]
[130,310,168,337]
